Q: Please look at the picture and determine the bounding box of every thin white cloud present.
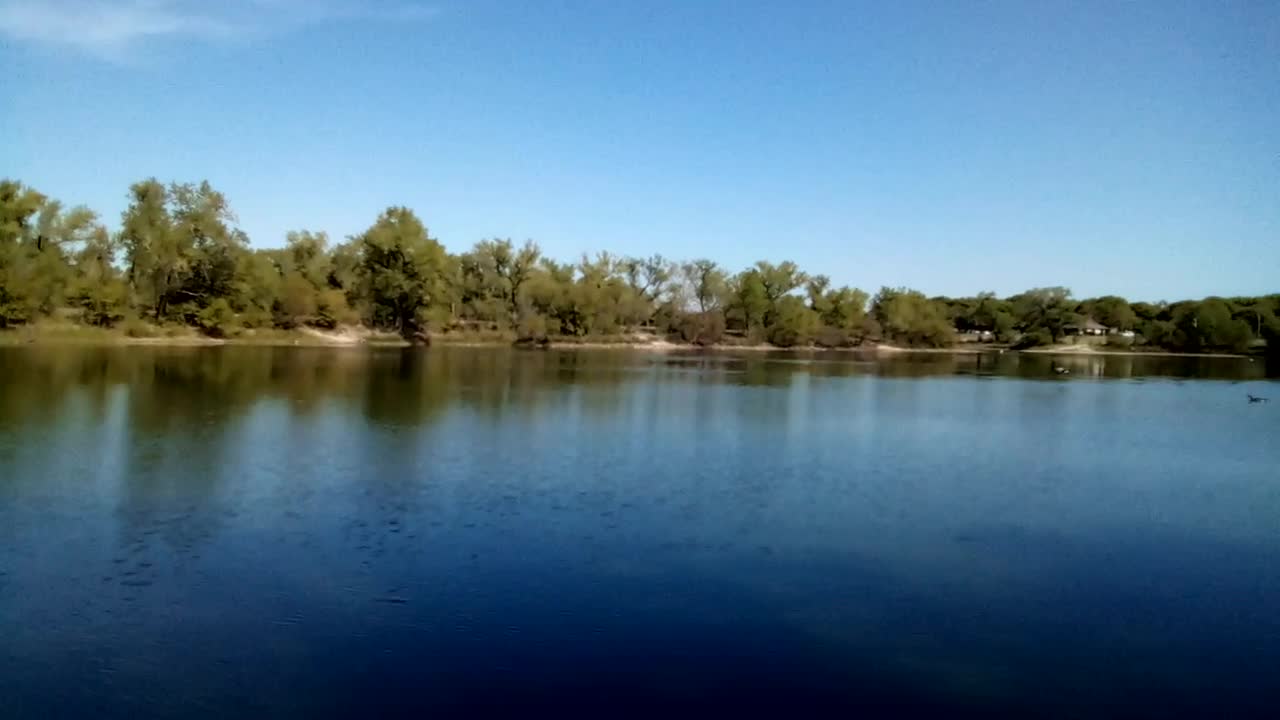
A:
[0,0,436,57]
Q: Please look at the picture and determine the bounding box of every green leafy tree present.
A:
[197,297,236,337]
[961,292,1003,331]
[278,272,318,327]
[754,260,807,326]
[573,252,630,334]
[681,259,727,314]
[1230,298,1275,339]
[20,198,91,315]
[1175,298,1252,352]
[526,258,577,335]
[1261,314,1280,357]
[0,180,47,326]
[69,223,126,326]
[871,287,954,347]
[806,275,833,316]
[327,239,361,292]
[1131,301,1165,322]
[315,288,359,329]
[285,230,331,287]
[768,295,820,347]
[806,275,869,345]
[1080,295,1136,331]
[992,310,1017,342]
[169,181,245,307]
[234,250,284,327]
[121,179,172,318]
[727,269,769,335]
[823,286,868,329]
[0,180,45,245]
[1010,287,1079,342]
[465,238,542,326]
[496,238,542,322]
[353,207,450,336]
[621,254,674,305]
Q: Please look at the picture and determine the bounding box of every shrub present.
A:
[409,306,452,337]
[743,325,768,346]
[314,289,359,329]
[674,312,726,345]
[767,297,819,347]
[278,273,317,328]
[82,302,126,328]
[1014,329,1053,349]
[815,325,856,348]
[121,315,158,338]
[197,298,236,337]
[0,295,31,328]
[238,306,274,329]
[517,313,550,342]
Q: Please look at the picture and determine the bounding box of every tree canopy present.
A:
[0,177,1273,354]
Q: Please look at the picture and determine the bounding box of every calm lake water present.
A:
[2,346,1278,717]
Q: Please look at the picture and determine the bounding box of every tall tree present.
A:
[753,260,807,327]
[727,269,769,333]
[821,286,870,335]
[871,287,954,348]
[285,230,331,287]
[622,254,673,304]
[120,179,180,319]
[169,181,244,307]
[22,199,96,314]
[119,180,244,320]
[1080,295,1136,330]
[806,274,833,316]
[1175,298,1252,352]
[1010,287,1079,342]
[681,258,727,314]
[768,295,820,347]
[755,260,806,303]
[466,238,541,326]
[353,207,449,336]
[0,180,47,326]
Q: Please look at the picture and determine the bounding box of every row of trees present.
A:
[935,287,1277,353]
[2,178,1276,352]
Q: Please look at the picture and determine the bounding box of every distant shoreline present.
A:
[1019,345,1251,359]
[0,325,1258,359]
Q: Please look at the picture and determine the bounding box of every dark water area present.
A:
[1,346,1278,718]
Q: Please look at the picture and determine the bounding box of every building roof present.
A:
[1069,317,1110,331]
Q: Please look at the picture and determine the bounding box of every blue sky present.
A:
[2,0,1277,300]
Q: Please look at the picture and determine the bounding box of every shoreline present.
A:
[0,328,1258,359]
[1020,346,1251,359]
[0,325,995,354]
[0,340,1253,360]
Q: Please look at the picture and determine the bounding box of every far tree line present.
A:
[1,178,1276,354]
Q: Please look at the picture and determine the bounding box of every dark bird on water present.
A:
[1247,394,1269,404]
